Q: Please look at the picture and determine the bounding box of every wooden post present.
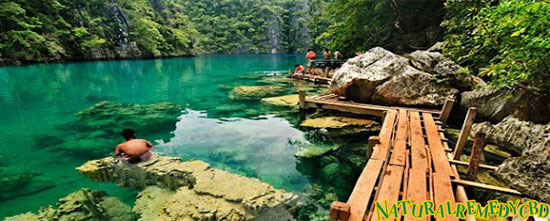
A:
[466,132,486,181]
[439,99,455,125]
[298,90,306,110]
[367,136,380,159]
[288,69,293,78]
[324,67,330,78]
[451,165,477,221]
[452,107,477,160]
[329,202,350,221]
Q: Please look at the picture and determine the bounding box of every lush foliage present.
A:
[444,0,550,92]
[176,0,323,54]
[314,0,444,55]
[0,0,199,64]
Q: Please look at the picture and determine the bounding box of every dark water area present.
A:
[0,54,374,219]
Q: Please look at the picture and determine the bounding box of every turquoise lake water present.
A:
[0,54,370,219]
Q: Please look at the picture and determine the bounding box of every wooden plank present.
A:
[409,111,429,171]
[304,102,386,117]
[389,110,408,166]
[449,160,497,171]
[452,107,477,160]
[347,159,385,221]
[439,99,455,124]
[370,165,404,221]
[433,173,458,221]
[404,169,429,221]
[466,132,486,180]
[371,110,398,160]
[452,179,524,197]
[299,90,306,109]
[423,113,454,176]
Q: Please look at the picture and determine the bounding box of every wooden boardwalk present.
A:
[296,92,527,220]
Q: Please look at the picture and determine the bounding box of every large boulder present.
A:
[329,47,459,107]
[473,118,550,202]
[460,88,550,123]
[77,155,299,220]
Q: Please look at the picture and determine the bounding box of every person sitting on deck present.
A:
[323,48,332,60]
[305,49,316,67]
[294,64,305,75]
[114,129,153,164]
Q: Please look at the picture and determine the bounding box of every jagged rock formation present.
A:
[460,88,550,124]
[77,155,299,220]
[5,189,134,221]
[261,94,300,107]
[330,47,460,107]
[473,118,550,202]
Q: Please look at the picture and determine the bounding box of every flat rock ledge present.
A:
[77,155,299,220]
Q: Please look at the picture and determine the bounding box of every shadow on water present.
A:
[0,55,378,219]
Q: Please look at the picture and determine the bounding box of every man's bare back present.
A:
[115,139,152,158]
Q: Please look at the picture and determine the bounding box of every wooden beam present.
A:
[367,136,380,159]
[452,107,477,160]
[452,179,524,197]
[298,90,306,109]
[466,132,486,181]
[449,160,498,171]
[346,159,385,221]
[451,165,476,221]
[439,99,455,125]
[330,202,350,221]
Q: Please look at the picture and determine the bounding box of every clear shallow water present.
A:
[0,54,363,218]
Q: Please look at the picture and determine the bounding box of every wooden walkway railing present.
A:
[296,91,527,221]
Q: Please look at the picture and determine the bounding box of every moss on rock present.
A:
[229,86,285,100]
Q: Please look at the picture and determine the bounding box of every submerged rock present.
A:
[34,101,182,157]
[300,116,379,130]
[77,155,299,220]
[460,88,550,123]
[261,94,299,107]
[473,118,550,202]
[229,85,285,100]
[0,155,54,201]
[329,47,459,107]
[5,188,134,221]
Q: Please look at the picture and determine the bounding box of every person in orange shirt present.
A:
[294,64,305,75]
[305,49,316,67]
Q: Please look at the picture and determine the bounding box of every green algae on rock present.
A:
[34,101,182,158]
[5,188,134,221]
[229,85,285,100]
[77,155,299,220]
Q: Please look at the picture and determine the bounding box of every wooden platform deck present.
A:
[302,93,528,220]
[333,109,458,221]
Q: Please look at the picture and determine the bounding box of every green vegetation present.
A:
[0,0,199,65]
[314,0,444,55]
[444,0,550,93]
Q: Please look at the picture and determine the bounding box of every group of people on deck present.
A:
[294,48,344,75]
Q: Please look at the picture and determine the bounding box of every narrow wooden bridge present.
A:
[297,91,526,221]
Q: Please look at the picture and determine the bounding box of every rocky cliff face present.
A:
[472,118,550,202]
[329,47,461,107]
[77,155,299,220]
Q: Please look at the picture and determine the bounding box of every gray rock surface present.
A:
[460,88,550,123]
[474,118,550,202]
[77,155,299,220]
[329,47,459,107]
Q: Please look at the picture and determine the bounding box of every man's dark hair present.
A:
[307,48,313,52]
[295,64,301,67]
[121,129,136,140]
[324,48,329,52]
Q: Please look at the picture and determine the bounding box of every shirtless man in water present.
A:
[114,129,153,163]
